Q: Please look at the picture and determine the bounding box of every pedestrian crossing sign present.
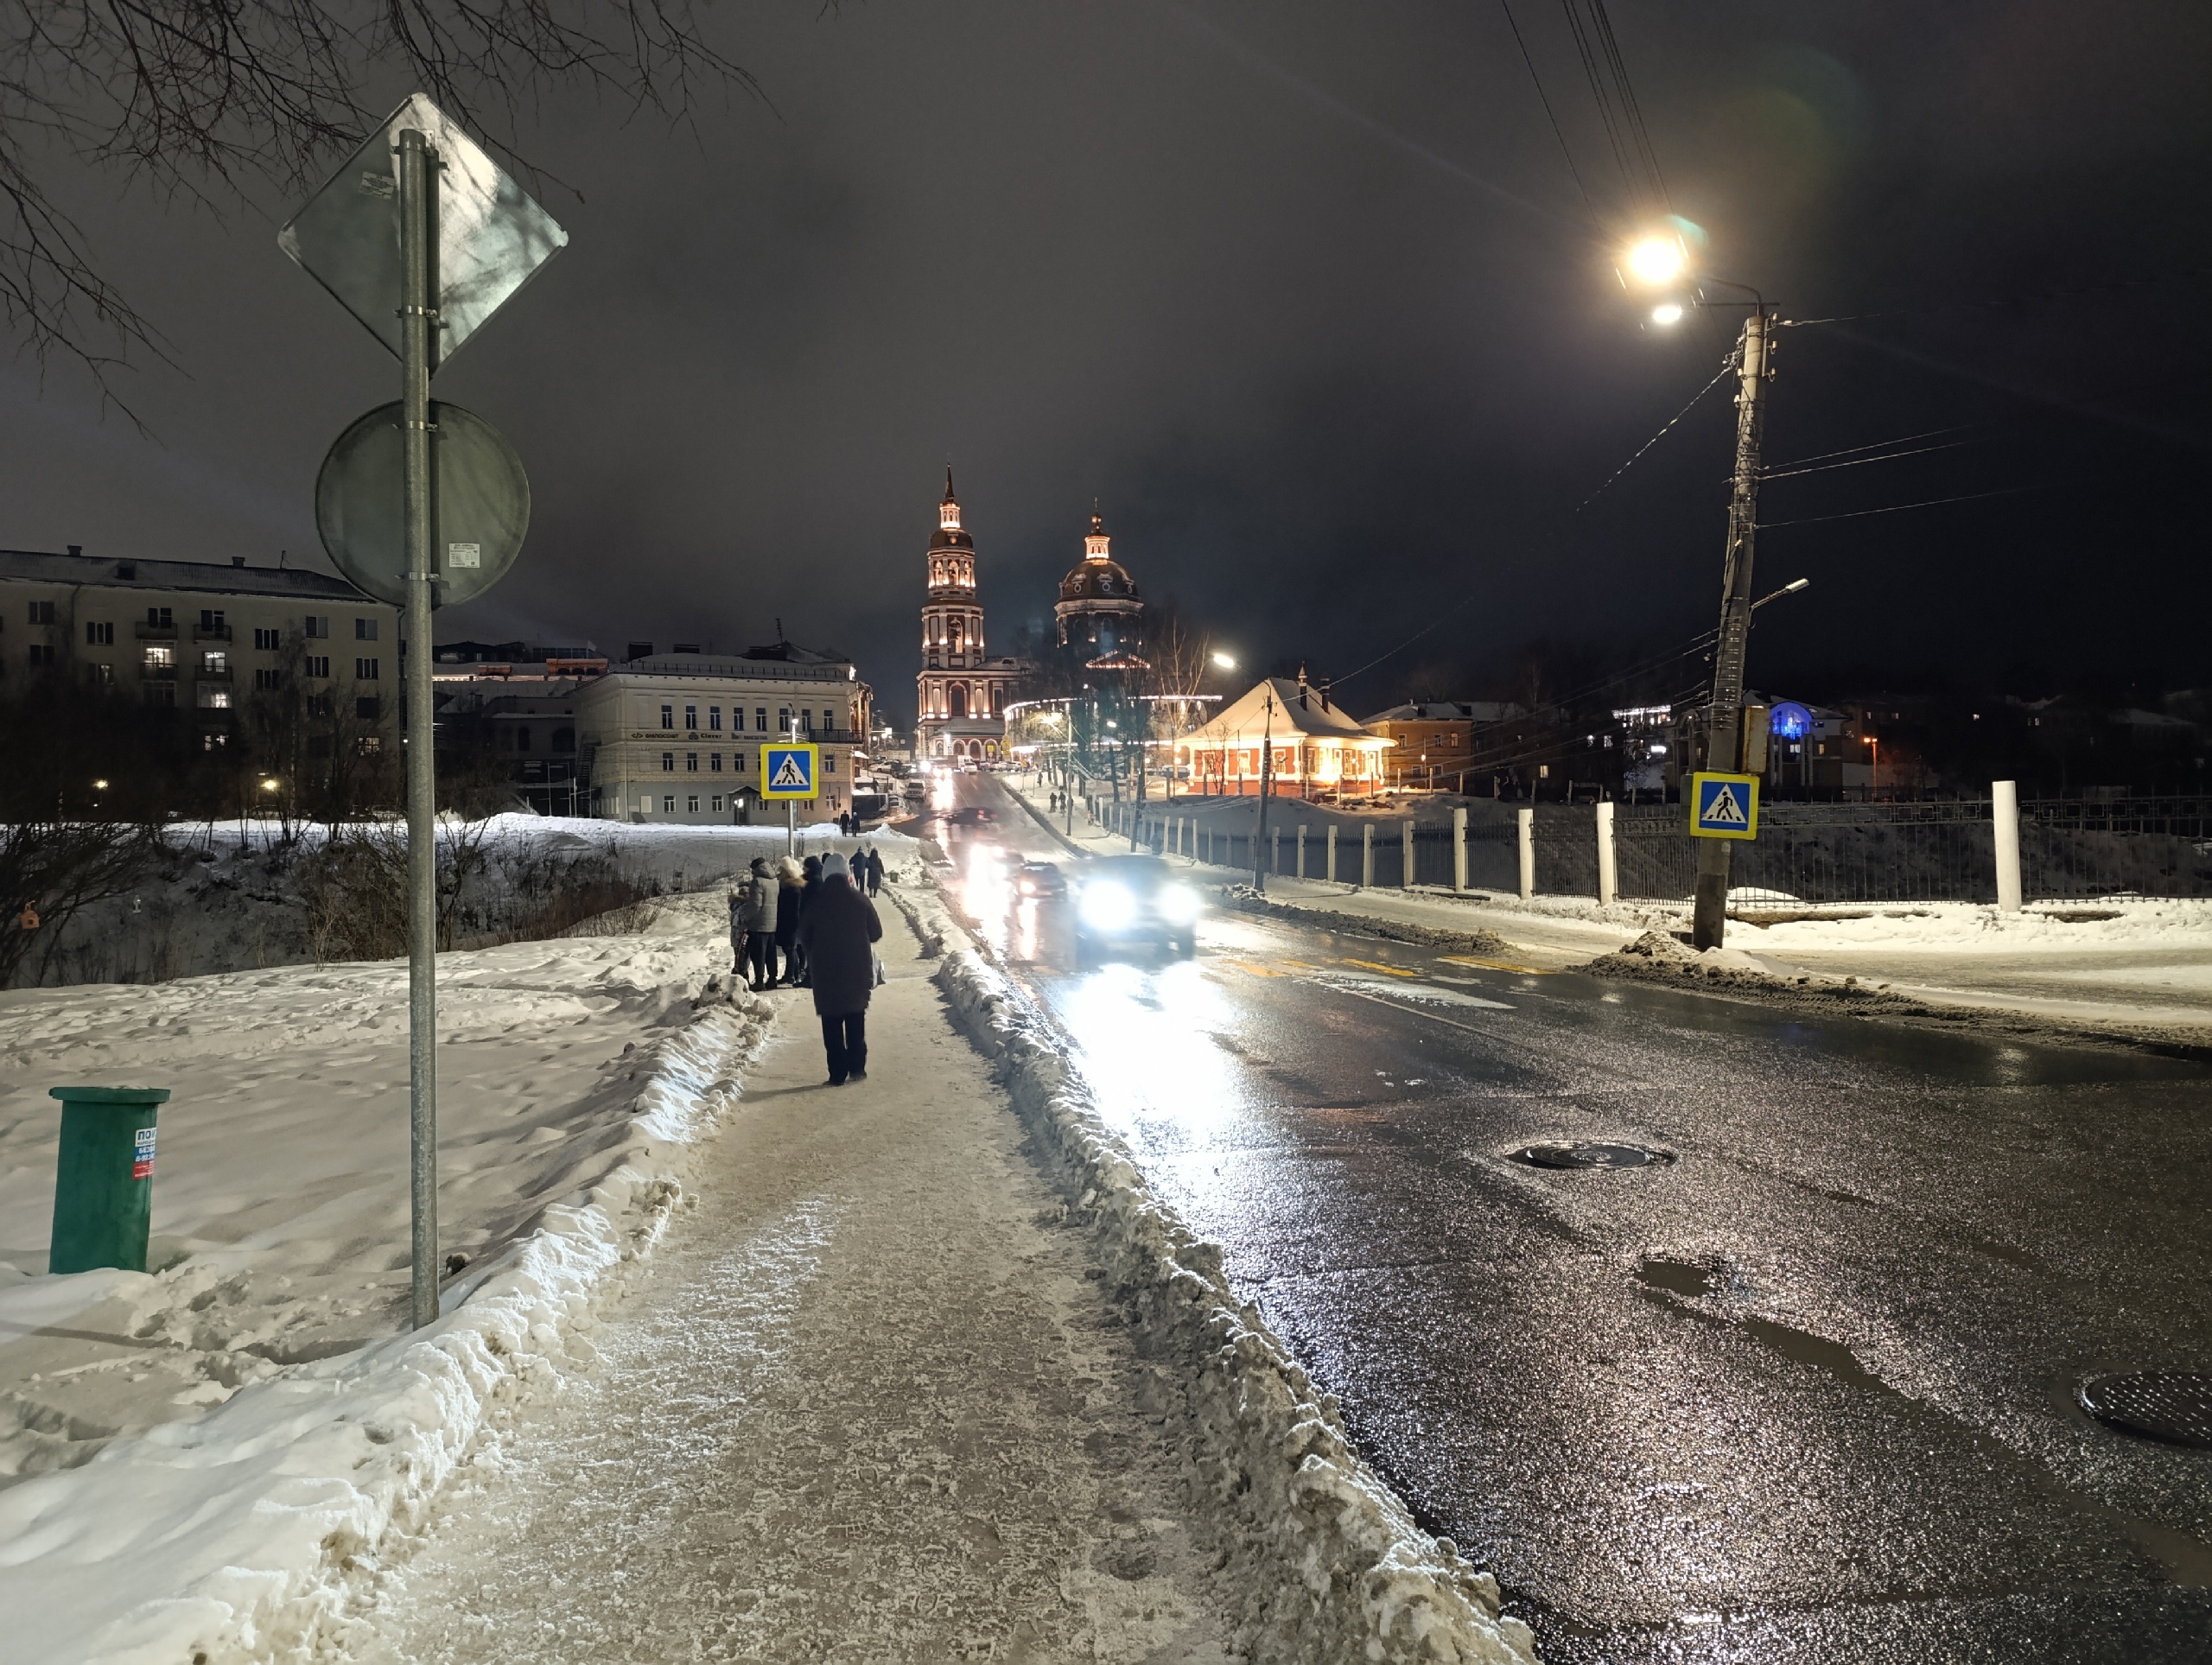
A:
[1690,772,1759,840]
[762,745,818,801]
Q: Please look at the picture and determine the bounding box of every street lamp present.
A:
[1211,651,1237,670]
[92,778,109,791]
[1751,577,1810,611]
[1863,734,1880,800]
[1623,226,1776,950]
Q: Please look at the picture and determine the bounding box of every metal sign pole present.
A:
[399,128,441,1331]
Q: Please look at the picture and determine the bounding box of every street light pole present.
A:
[398,126,441,1331]
[1253,689,1275,893]
[1690,304,1773,951]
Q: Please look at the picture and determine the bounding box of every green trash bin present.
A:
[48,1086,171,1274]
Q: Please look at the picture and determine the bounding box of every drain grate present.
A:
[2077,1372,2212,1448]
[1511,1141,1675,1170]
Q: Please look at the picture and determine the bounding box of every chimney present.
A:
[67,543,81,557]
[232,556,245,568]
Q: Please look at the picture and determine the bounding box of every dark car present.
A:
[1073,855,1201,965]
[944,806,999,827]
[1014,861,1067,899]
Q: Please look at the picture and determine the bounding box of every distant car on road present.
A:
[944,805,999,827]
[1014,861,1067,899]
[1074,855,1200,965]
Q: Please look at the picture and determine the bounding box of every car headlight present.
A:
[1155,886,1200,924]
[1079,881,1136,931]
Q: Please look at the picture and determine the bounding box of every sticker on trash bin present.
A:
[132,1124,156,1179]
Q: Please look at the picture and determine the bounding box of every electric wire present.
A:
[1760,425,1975,472]
[1497,0,1596,222]
[1779,266,2212,329]
[1758,439,1974,481]
[1573,364,1732,512]
[1758,480,2063,530]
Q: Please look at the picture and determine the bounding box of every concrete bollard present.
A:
[1401,818,1414,890]
[1326,825,1338,884]
[1452,806,1467,893]
[1516,806,1535,901]
[1993,780,2023,912]
[1271,825,1281,875]
[1361,823,1375,889]
[1297,823,1307,880]
[1596,800,1618,907]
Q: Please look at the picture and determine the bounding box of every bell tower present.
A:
[916,470,1001,758]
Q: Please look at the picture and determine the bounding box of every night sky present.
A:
[3,1,2208,724]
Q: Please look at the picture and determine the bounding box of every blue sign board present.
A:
[1770,701,1814,740]
[761,745,818,800]
[1689,772,1760,840]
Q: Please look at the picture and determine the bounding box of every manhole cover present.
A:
[2077,1372,2212,1448]
[1511,1142,1675,1170]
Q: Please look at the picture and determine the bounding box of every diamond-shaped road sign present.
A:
[278,93,567,370]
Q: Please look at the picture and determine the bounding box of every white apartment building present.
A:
[0,546,400,746]
[576,649,868,824]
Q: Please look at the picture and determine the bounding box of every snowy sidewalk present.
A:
[342,903,1236,1662]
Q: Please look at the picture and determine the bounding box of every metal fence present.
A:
[1130,794,2212,904]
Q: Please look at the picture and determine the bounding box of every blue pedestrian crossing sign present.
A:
[1689,772,1759,839]
[761,744,818,801]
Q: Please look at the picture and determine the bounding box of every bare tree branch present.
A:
[0,0,758,397]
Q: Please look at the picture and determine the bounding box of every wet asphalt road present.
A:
[925,772,2212,1663]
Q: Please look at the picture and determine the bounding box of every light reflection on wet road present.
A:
[923,771,2212,1663]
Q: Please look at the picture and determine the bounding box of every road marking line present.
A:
[1440,954,1554,975]
[1341,958,1421,977]
[1223,959,1285,977]
[1322,982,1509,1033]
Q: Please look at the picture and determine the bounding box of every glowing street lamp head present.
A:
[1650,302,1684,327]
[1625,234,1688,288]
[1211,651,1237,670]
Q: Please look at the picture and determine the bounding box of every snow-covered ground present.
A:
[0,893,771,1662]
[22,814,922,988]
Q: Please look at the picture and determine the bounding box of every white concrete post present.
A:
[1297,823,1307,879]
[1452,806,1468,893]
[1361,823,1375,889]
[1326,825,1338,883]
[1516,806,1535,901]
[1596,800,1618,907]
[1401,818,1414,890]
[1271,825,1281,875]
[1993,779,2023,912]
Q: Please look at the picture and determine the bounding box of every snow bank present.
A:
[906,884,1535,1665]
[0,982,775,1664]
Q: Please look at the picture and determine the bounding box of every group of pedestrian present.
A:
[728,844,888,1087]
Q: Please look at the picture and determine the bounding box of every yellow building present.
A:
[1174,676,1393,798]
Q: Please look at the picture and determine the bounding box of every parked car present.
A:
[1014,861,1067,899]
[944,805,999,827]
[1073,855,1200,965]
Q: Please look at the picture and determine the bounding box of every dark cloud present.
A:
[4,0,2208,719]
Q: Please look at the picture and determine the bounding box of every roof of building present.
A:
[0,546,374,603]
[1363,701,1526,723]
[599,649,858,685]
[1188,678,1389,745]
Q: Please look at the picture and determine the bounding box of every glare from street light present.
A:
[1211,651,1236,670]
[260,778,280,791]
[1650,302,1684,327]
[1625,235,1687,287]
[92,778,109,790]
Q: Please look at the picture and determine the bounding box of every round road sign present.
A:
[315,400,529,607]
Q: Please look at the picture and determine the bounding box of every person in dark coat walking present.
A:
[773,856,805,987]
[796,852,881,1084]
[864,846,884,897]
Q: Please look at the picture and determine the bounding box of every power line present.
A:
[1761,424,1976,472]
[1779,266,2212,329]
[1760,439,1975,481]
[1758,480,2066,530]
[1497,0,1595,221]
[1574,363,1732,512]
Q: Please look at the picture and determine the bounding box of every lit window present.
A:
[201,650,228,674]
[196,685,232,709]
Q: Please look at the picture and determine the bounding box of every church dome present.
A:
[1058,556,1136,601]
